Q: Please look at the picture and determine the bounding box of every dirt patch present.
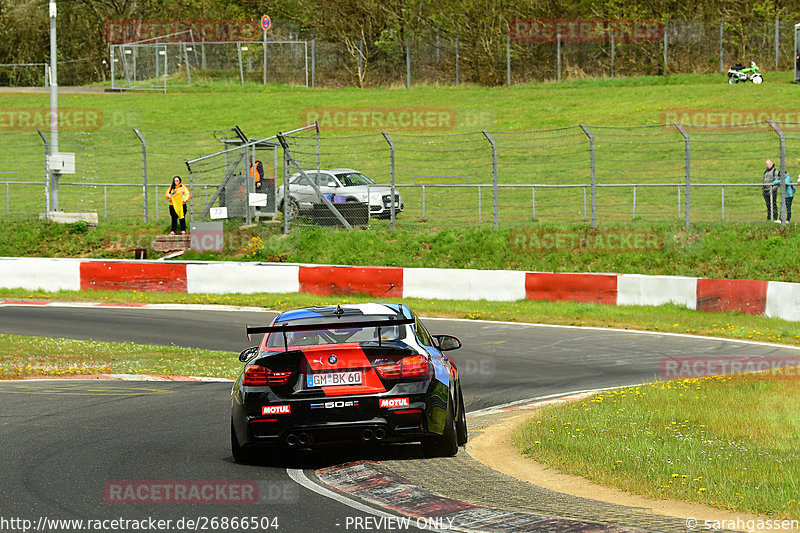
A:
[467,411,797,533]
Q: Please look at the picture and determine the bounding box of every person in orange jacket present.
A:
[165,175,191,234]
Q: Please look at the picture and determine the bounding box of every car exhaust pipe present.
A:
[374,428,386,441]
[298,432,311,446]
[285,434,299,447]
[361,429,374,441]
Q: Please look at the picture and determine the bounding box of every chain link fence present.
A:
[2,122,799,228]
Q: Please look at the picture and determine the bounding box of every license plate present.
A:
[306,371,362,387]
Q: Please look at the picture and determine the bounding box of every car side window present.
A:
[414,315,434,347]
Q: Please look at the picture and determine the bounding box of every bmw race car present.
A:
[230,303,467,462]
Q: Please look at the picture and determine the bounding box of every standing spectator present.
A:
[773,171,795,222]
[762,159,780,221]
[165,175,191,235]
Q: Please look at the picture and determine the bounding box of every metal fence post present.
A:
[133,128,148,223]
[37,130,50,213]
[482,131,499,229]
[531,186,535,220]
[382,132,396,230]
[455,38,460,86]
[237,42,244,86]
[611,31,615,78]
[579,124,597,227]
[663,21,669,74]
[776,19,780,70]
[311,30,316,88]
[720,22,724,74]
[406,39,411,88]
[767,120,787,226]
[675,123,691,229]
[557,33,562,82]
[506,36,511,86]
[283,145,290,234]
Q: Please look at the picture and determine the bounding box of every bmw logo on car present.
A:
[328,354,338,365]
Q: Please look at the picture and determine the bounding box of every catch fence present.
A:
[2,122,798,229]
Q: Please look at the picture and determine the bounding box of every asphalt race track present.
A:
[2,305,798,532]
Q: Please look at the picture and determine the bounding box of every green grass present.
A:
[2,72,798,223]
[3,288,800,347]
[0,333,239,379]
[513,373,800,518]
[3,219,800,283]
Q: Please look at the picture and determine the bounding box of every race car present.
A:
[230,303,467,462]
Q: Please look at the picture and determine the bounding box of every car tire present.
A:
[456,386,468,446]
[421,400,459,457]
[279,198,300,220]
[231,420,255,464]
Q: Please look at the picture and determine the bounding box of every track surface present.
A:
[2,305,797,532]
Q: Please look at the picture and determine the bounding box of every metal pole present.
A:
[776,19,780,70]
[633,185,637,219]
[104,185,107,218]
[155,185,158,218]
[767,120,787,226]
[359,39,365,87]
[675,123,691,229]
[237,42,244,86]
[482,131,499,229]
[6,183,9,214]
[382,132,396,230]
[506,36,511,86]
[531,186,535,220]
[583,186,587,220]
[263,29,267,85]
[455,38,460,85]
[304,41,309,88]
[579,124,597,227]
[721,186,725,220]
[557,33,562,82]
[311,29,316,88]
[406,39,411,88]
[37,130,50,213]
[611,32,615,78]
[182,44,191,84]
[478,185,482,221]
[110,47,115,90]
[720,22,724,73]
[48,1,59,212]
[663,21,669,74]
[422,185,426,218]
[133,128,148,223]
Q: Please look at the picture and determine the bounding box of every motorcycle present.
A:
[727,62,763,84]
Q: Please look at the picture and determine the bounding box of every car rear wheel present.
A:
[279,198,300,220]
[421,400,458,457]
[456,387,468,446]
[231,421,255,464]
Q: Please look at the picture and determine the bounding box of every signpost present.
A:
[261,15,271,85]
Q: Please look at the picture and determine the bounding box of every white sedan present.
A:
[277,168,403,219]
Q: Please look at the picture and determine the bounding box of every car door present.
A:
[293,172,319,209]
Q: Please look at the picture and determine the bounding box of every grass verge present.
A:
[3,287,800,347]
[3,220,800,282]
[513,372,800,518]
[0,333,239,380]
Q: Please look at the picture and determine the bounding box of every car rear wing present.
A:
[246,316,416,351]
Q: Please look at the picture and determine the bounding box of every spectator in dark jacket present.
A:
[763,159,780,221]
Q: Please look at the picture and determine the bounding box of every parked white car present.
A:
[277,168,403,219]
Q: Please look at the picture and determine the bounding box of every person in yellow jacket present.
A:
[165,175,191,234]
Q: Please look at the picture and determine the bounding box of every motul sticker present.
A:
[262,405,291,415]
[379,397,410,408]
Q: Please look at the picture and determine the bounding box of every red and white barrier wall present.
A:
[0,257,794,321]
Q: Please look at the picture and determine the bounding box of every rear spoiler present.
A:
[246,316,415,351]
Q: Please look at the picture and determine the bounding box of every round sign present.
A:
[261,15,271,31]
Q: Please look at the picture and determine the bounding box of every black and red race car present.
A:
[230,303,467,462]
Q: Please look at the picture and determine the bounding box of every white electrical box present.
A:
[48,153,75,174]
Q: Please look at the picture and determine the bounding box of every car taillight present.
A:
[243,366,292,386]
[374,355,430,379]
